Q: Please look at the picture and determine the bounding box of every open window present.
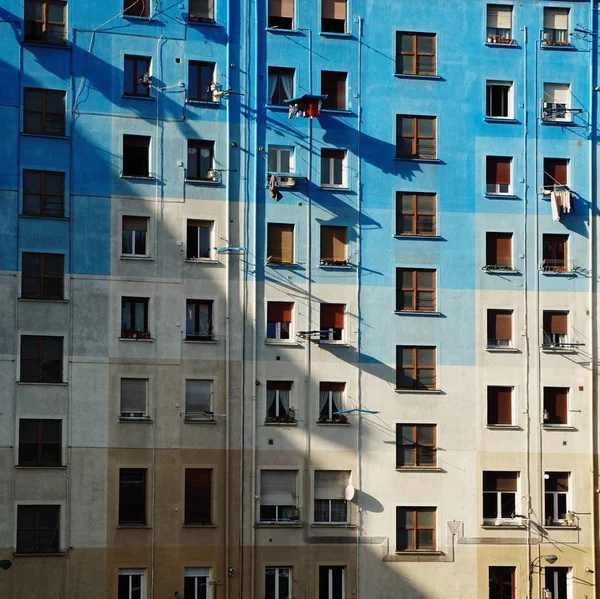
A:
[487,386,513,426]
[268,67,294,106]
[489,567,516,599]
[543,8,569,46]
[123,0,149,17]
[486,4,513,43]
[544,472,569,525]
[483,471,518,523]
[266,381,294,422]
[260,470,298,522]
[487,309,512,347]
[543,158,568,192]
[122,135,150,177]
[485,232,513,270]
[321,0,346,33]
[186,299,213,340]
[486,81,513,119]
[320,303,345,342]
[542,234,568,272]
[24,0,66,44]
[545,568,571,598]
[319,382,345,423]
[187,220,214,260]
[266,301,293,341]
[542,311,568,347]
[542,83,571,122]
[268,0,293,29]
[321,71,347,110]
[188,0,214,22]
[543,387,568,426]
[320,226,348,266]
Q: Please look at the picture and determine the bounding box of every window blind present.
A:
[545,472,568,492]
[260,470,297,505]
[487,157,511,185]
[321,226,347,261]
[267,224,294,263]
[121,378,147,413]
[488,386,512,425]
[322,0,346,20]
[483,472,517,492]
[123,216,148,231]
[545,312,568,334]
[544,83,570,106]
[269,0,293,18]
[186,380,211,413]
[314,470,349,499]
[320,304,344,329]
[544,8,568,30]
[267,302,293,323]
[544,159,568,186]
[488,310,512,340]
[487,5,512,29]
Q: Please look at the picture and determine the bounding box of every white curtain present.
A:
[268,73,278,104]
[279,389,290,413]
[280,73,293,100]
[267,389,276,412]
[319,391,329,414]
[331,390,342,413]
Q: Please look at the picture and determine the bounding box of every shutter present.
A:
[185,469,211,523]
[545,8,568,30]
[320,382,344,393]
[321,227,334,260]
[123,216,148,231]
[554,161,567,185]
[261,470,296,505]
[488,5,511,29]
[125,135,150,148]
[267,224,282,262]
[314,470,349,499]
[323,0,346,20]
[496,234,512,265]
[495,311,512,340]
[321,304,344,329]
[281,224,294,263]
[548,84,570,106]
[121,379,146,413]
[332,227,347,261]
[550,313,567,335]
[267,381,292,391]
[497,158,511,185]
[269,0,294,18]
[496,387,512,424]
[555,389,568,422]
[268,301,292,323]
[544,159,568,186]
[484,472,517,492]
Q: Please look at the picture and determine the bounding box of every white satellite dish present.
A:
[344,484,355,501]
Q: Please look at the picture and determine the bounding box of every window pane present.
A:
[417,118,433,136]
[399,118,413,136]
[417,36,434,54]
[417,348,434,367]
[416,529,433,548]
[400,348,414,367]
[396,509,413,527]
[417,426,434,445]
[401,35,413,53]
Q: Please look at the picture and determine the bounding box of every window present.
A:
[124,56,151,97]
[18,419,61,466]
[545,472,569,524]
[321,0,346,33]
[268,146,294,174]
[184,468,212,524]
[396,424,436,468]
[319,566,345,599]
[122,135,150,177]
[320,226,348,265]
[395,32,436,76]
[486,157,511,194]
[17,505,60,553]
[268,67,294,106]
[487,386,513,426]
[186,300,213,340]
[266,381,294,422]
[122,216,148,256]
[267,223,294,264]
[187,141,215,180]
[486,232,513,269]
[396,268,436,312]
[543,8,569,45]
[486,81,513,119]
[266,301,293,341]
[119,468,147,525]
[489,566,516,599]
[321,71,347,110]
[542,311,568,346]
[24,88,65,136]
[268,0,293,29]
[542,234,568,272]
[487,4,513,42]
[396,192,436,236]
[185,380,213,419]
[260,470,298,522]
[396,507,436,551]
[314,471,349,523]
[188,61,215,101]
[320,303,345,342]
[545,568,571,599]
[24,0,66,44]
[23,169,65,217]
[187,220,214,260]
[543,158,568,189]
[319,382,345,423]
[396,346,435,390]
[120,379,148,419]
[487,310,512,347]
[396,115,436,159]
[266,567,292,599]
[189,0,214,22]
[543,83,570,122]
[184,568,211,599]
[21,253,64,300]
[121,297,150,338]
[118,569,146,599]
[483,472,518,522]
[544,387,568,425]
[20,335,63,383]
[321,149,346,187]
[123,0,149,17]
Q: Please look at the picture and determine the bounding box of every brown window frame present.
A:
[396,268,436,312]
[267,223,294,264]
[21,253,64,300]
[187,140,215,180]
[320,225,348,265]
[396,192,436,236]
[542,234,568,272]
[485,232,513,269]
[487,309,512,347]
[268,0,294,29]
[396,115,436,159]
[17,505,60,553]
[23,88,66,136]
[188,61,216,101]
[119,468,147,525]
[487,386,513,426]
[22,169,65,218]
[24,0,66,45]
[395,32,436,76]
[396,507,436,551]
[20,335,63,383]
[489,566,516,599]
[396,346,436,390]
[320,71,347,110]
[123,0,150,17]
[321,0,346,33]
[486,156,512,194]
[543,387,568,425]
[185,299,214,340]
[124,55,151,97]
[184,468,212,525]
[396,424,437,468]
[121,297,150,338]
[122,135,151,178]
[320,303,345,342]
[18,419,62,466]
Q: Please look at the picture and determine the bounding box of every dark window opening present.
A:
[186,299,213,340]
[20,335,63,383]
[23,169,65,218]
[122,135,150,177]
[268,0,293,29]
[119,468,147,525]
[486,232,513,269]
[542,234,568,272]
[483,472,517,520]
[268,67,294,106]
[487,386,513,426]
[124,0,150,17]
[187,140,215,180]
[185,468,212,524]
[121,297,150,337]
[17,505,60,553]
[21,253,64,300]
[321,0,347,33]
[18,419,61,466]
[24,88,65,136]
[24,0,66,44]
[321,71,347,110]
[188,61,215,101]
[543,387,568,425]
[124,55,151,97]
[187,220,213,259]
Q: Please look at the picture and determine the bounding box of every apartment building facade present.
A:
[0,1,598,598]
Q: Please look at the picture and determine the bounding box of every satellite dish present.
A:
[344,484,355,501]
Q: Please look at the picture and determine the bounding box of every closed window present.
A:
[266,301,293,341]
[396,268,435,312]
[320,226,348,265]
[543,83,570,122]
[489,566,515,599]
[189,0,214,22]
[18,419,61,466]
[321,0,346,33]
[187,220,214,259]
[187,140,214,180]
[314,470,349,523]
[122,216,148,256]
[17,505,60,553]
[23,169,65,217]
[486,81,513,119]
[185,380,213,419]
[20,335,63,383]
[24,88,65,136]
[24,0,66,44]
[542,311,568,346]
[260,470,298,522]
[124,55,151,97]
[543,158,568,189]
[266,567,292,599]
[268,67,294,106]
[186,299,213,340]
[396,424,436,468]
[542,234,568,272]
[396,507,436,551]
[266,381,293,422]
[119,468,147,525]
[545,568,571,599]
[267,223,294,264]
[319,566,345,599]
[487,4,512,42]
[321,149,346,187]
[483,472,518,521]
[121,297,150,337]
[486,157,511,194]
[396,115,436,159]
[396,346,435,390]
[486,232,513,269]
[544,8,569,45]
[188,61,215,101]
[545,472,569,523]
[185,468,212,524]
[396,192,436,236]
[487,309,512,347]
[123,0,149,17]
[184,568,211,599]
[21,253,64,300]
[319,382,345,423]
[268,0,293,29]
[395,32,436,76]
[487,386,513,426]
[118,569,146,599]
[321,71,347,110]
[122,135,150,177]
[320,303,345,342]
[543,387,568,425]
[120,379,148,419]
[268,146,294,174]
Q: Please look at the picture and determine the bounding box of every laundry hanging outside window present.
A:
[285,94,328,119]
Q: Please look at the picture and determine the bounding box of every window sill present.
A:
[393,157,441,164]
[266,27,304,35]
[481,523,526,530]
[17,381,67,386]
[119,337,154,342]
[541,347,577,355]
[265,340,304,347]
[185,259,220,264]
[22,41,70,50]
[117,524,151,529]
[541,424,576,431]
[320,186,351,191]
[20,214,68,220]
[266,104,292,111]
[186,19,218,27]
[485,347,520,353]
[393,74,442,81]
[540,120,576,127]
[184,339,218,344]
[119,417,152,423]
[320,109,354,116]
[319,31,353,38]
[318,341,351,347]
[21,132,69,140]
[122,15,155,21]
[264,421,299,426]
[121,94,154,101]
[318,264,352,270]
[266,262,301,268]
[184,417,217,424]
[486,425,521,430]
[395,389,441,394]
[484,42,519,49]
[120,175,155,181]
[316,421,351,426]
[182,523,216,528]
[18,297,69,303]
[185,99,220,106]
[13,552,66,557]
[539,270,574,276]
[395,550,443,555]
[394,234,442,240]
[185,178,221,186]
[120,255,153,261]
[15,465,66,470]
[540,44,576,51]
[482,268,521,275]
[545,524,578,529]
[256,522,303,528]
[484,193,519,200]
[311,523,356,528]
[394,311,442,317]
[484,117,519,124]
[395,467,443,472]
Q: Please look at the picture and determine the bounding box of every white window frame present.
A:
[486,80,513,119]
[120,377,149,419]
[486,157,512,195]
[314,470,350,524]
[545,567,572,599]
[259,470,299,523]
[320,566,345,599]
[266,302,294,342]
[483,473,519,523]
[268,145,295,174]
[486,4,513,41]
[543,83,571,122]
[545,472,569,522]
[118,569,146,599]
[184,567,212,599]
[265,567,293,599]
[121,216,149,257]
[543,7,569,44]
[185,379,213,420]
[321,149,347,188]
